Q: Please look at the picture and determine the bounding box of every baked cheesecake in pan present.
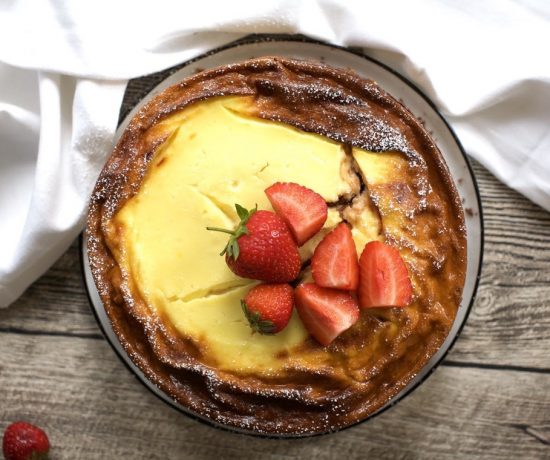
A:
[86,57,466,435]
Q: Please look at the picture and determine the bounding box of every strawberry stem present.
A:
[206,203,257,260]
[206,227,235,235]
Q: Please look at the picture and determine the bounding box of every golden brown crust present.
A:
[86,57,466,435]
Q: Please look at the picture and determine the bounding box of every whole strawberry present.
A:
[207,204,301,282]
[242,283,294,334]
[3,421,50,460]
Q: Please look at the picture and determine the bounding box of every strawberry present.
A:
[3,421,50,460]
[358,241,413,308]
[241,283,294,334]
[311,223,359,290]
[295,283,360,346]
[207,204,301,282]
[265,182,328,246]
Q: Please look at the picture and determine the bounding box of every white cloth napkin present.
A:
[1,0,550,307]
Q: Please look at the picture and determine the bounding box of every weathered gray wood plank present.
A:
[1,159,549,459]
[0,242,101,338]
[2,47,549,459]
[0,332,548,460]
[448,161,550,368]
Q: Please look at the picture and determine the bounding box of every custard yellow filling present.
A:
[113,97,361,372]
[344,149,409,251]
[167,285,309,371]
[111,97,415,374]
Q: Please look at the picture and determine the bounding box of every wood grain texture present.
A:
[0,332,549,460]
[0,243,101,339]
[2,50,550,457]
[448,161,550,369]
[1,159,549,459]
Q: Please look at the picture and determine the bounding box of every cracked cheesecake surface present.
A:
[87,57,466,435]
[112,96,357,373]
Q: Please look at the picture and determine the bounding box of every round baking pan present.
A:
[81,34,483,437]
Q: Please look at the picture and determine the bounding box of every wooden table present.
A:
[1,159,548,459]
[2,42,550,455]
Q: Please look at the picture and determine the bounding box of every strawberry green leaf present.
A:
[235,203,249,220]
[231,239,240,260]
[206,204,257,261]
[241,300,276,334]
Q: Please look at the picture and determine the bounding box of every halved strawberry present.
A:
[241,283,294,334]
[295,283,360,346]
[311,223,359,290]
[265,182,328,246]
[358,241,413,308]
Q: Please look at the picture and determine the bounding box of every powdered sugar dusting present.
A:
[86,56,464,437]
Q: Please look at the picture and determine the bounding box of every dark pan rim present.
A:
[80,33,484,439]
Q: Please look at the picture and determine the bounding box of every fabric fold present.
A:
[0,70,126,306]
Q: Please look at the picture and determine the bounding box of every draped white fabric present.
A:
[1,0,549,306]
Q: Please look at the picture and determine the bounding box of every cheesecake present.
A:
[87,57,466,435]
